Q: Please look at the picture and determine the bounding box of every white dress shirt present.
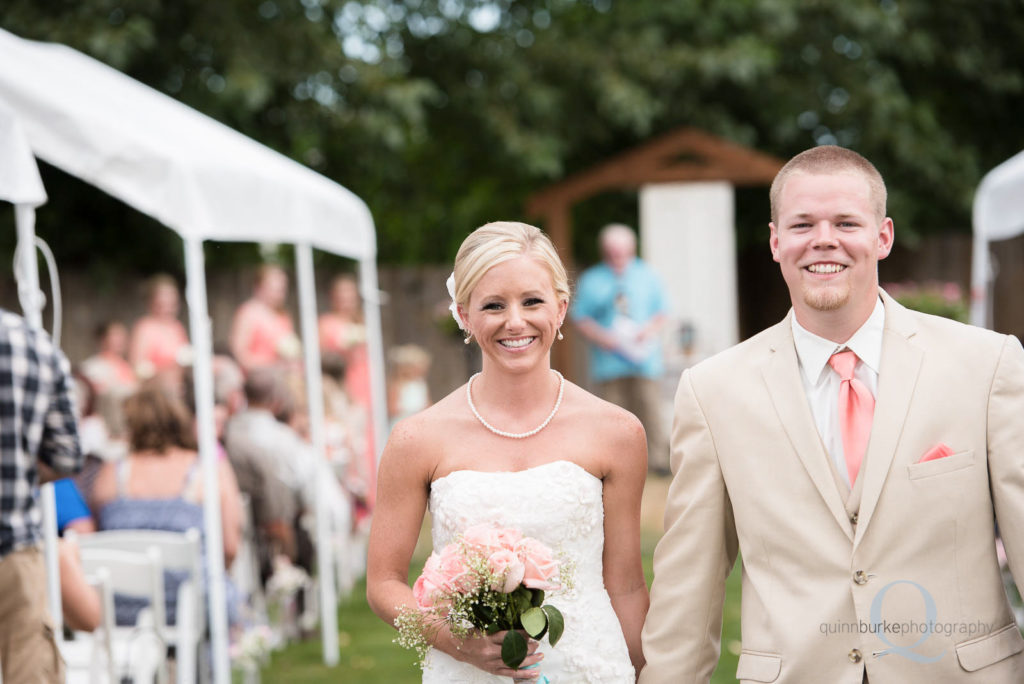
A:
[791,297,885,488]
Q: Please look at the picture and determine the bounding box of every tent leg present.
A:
[969,229,991,329]
[359,258,388,463]
[294,243,339,666]
[14,204,43,328]
[184,237,231,684]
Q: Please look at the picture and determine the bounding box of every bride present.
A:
[367,221,648,682]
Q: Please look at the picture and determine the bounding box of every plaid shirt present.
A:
[0,308,81,558]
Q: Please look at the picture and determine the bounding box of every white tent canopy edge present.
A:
[0,28,388,682]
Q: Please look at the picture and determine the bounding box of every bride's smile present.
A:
[498,335,536,350]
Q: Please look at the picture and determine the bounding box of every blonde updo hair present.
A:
[452,222,570,315]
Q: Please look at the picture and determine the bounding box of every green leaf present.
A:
[542,605,565,646]
[520,607,548,638]
[530,589,545,607]
[501,630,528,669]
[512,588,533,615]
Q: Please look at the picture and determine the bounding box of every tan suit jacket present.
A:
[640,293,1024,683]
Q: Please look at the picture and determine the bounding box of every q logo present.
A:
[869,580,945,663]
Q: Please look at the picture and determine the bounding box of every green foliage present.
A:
[542,604,565,645]
[501,629,528,669]
[3,0,1023,274]
[520,606,547,637]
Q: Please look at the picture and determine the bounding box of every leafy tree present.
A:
[2,0,1022,274]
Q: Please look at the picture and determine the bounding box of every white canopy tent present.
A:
[971,149,1024,328]
[0,28,387,683]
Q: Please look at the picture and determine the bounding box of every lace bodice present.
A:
[424,460,633,683]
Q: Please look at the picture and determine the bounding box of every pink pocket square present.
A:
[918,443,954,463]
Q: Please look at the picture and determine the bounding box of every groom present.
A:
[640,145,1024,683]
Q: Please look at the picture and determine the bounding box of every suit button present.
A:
[853,570,869,585]
[849,648,863,663]
[850,512,859,525]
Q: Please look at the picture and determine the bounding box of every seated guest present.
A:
[90,384,242,625]
[81,321,137,438]
[53,478,96,536]
[69,373,124,509]
[224,367,305,579]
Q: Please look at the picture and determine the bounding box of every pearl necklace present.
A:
[466,370,565,439]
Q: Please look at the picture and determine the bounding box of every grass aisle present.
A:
[260,474,744,683]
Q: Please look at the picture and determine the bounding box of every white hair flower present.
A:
[447,273,467,331]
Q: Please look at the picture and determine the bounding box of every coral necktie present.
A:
[828,350,874,486]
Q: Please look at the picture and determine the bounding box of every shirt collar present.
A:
[791,297,886,385]
[604,258,638,278]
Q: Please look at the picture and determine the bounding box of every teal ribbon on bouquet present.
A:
[518,662,550,683]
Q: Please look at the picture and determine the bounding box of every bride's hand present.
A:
[449,629,543,680]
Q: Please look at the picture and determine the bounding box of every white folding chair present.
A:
[77,546,168,684]
[74,529,204,684]
[62,566,117,684]
[40,484,117,683]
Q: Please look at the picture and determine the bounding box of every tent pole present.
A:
[969,211,991,329]
[184,237,231,684]
[295,243,339,666]
[40,483,63,638]
[359,258,388,462]
[14,204,43,329]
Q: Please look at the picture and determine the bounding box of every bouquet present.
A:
[229,624,277,671]
[276,332,303,360]
[396,523,573,673]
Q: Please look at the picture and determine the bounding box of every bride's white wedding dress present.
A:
[423,460,634,683]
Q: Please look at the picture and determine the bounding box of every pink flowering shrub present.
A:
[883,280,968,322]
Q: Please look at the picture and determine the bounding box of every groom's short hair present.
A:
[770,145,887,224]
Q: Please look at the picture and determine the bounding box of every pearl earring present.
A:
[557,327,564,341]
[464,332,473,345]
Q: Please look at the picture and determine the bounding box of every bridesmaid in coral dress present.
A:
[229,265,300,374]
[129,274,190,384]
[318,274,376,509]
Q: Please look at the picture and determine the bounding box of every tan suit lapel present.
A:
[761,316,854,541]
[854,292,923,547]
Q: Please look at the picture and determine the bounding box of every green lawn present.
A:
[260,530,743,683]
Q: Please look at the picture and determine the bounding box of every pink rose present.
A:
[487,549,526,593]
[437,542,476,593]
[461,524,503,552]
[493,527,524,551]
[462,524,522,553]
[413,553,446,608]
[515,538,560,591]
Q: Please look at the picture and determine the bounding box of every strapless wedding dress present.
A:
[422,460,634,683]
